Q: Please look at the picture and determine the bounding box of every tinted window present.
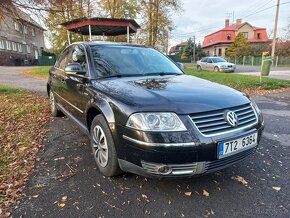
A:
[201,58,208,62]
[90,46,183,77]
[67,45,88,74]
[207,58,213,63]
[55,49,70,70]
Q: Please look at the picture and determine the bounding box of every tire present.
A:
[49,90,62,117]
[214,66,220,72]
[90,115,121,177]
[197,65,202,71]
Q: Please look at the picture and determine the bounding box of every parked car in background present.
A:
[47,42,264,178]
[197,57,236,72]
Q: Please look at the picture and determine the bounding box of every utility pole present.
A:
[193,35,196,63]
[271,0,280,58]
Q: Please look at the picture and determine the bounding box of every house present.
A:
[202,19,269,57]
[169,41,188,55]
[0,8,45,66]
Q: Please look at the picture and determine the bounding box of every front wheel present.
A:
[214,66,220,72]
[90,115,121,177]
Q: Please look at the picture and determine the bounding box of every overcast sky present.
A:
[169,0,290,47]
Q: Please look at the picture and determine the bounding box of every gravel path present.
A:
[0,66,47,95]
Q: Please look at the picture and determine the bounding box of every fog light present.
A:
[157,165,172,175]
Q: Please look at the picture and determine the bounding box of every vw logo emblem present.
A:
[225,111,238,127]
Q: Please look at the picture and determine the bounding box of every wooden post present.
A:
[89,25,92,41]
[243,56,245,65]
[252,56,254,66]
[67,30,71,45]
[127,26,130,43]
[276,56,279,67]
[102,33,105,41]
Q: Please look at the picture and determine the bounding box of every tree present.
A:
[226,32,249,57]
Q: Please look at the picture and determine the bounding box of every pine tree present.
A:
[226,32,249,57]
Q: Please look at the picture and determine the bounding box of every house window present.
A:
[18,43,22,52]
[27,45,31,53]
[15,22,21,31]
[0,39,4,49]
[218,48,222,56]
[12,42,17,51]
[24,25,28,34]
[242,32,248,39]
[32,28,35,36]
[257,33,261,39]
[6,41,11,50]
[226,34,231,40]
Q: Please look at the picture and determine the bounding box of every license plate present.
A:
[218,132,258,159]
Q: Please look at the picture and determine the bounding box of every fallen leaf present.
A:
[58,202,65,208]
[62,196,68,201]
[202,190,209,197]
[142,194,148,199]
[232,175,248,186]
[54,156,65,161]
[184,192,192,196]
[168,200,171,205]
[272,186,281,191]
[32,195,39,198]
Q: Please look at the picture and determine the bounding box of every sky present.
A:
[168,0,290,48]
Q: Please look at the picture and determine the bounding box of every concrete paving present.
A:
[236,70,290,81]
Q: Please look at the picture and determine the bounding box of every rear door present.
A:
[206,58,214,70]
[50,48,71,107]
[200,58,208,70]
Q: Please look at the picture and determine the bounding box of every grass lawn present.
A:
[186,69,290,92]
[0,85,49,215]
[21,66,51,80]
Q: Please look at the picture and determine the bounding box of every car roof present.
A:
[206,57,225,59]
[72,41,149,48]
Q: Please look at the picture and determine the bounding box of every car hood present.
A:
[216,62,235,66]
[93,75,249,114]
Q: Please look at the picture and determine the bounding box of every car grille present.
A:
[190,103,257,136]
[205,147,256,173]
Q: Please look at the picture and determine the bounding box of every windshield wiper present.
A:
[100,74,145,79]
[142,72,181,76]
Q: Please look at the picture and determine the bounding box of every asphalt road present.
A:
[235,65,290,73]
[12,92,290,217]
[0,66,47,95]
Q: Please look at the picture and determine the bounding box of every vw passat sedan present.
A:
[47,42,264,178]
[197,57,236,72]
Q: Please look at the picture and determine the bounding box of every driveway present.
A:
[0,66,47,95]
[235,65,290,73]
[12,91,290,217]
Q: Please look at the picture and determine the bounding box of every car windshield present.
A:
[211,57,227,63]
[90,45,183,77]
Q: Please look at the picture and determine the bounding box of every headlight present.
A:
[126,112,187,131]
[249,97,261,114]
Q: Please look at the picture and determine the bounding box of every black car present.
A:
[47,42,264,178]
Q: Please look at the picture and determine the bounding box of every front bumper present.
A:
[113,117,264,178]
[219,67,235,72]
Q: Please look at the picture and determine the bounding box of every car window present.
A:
[55,49,69,70]
[90,46,183,77]
[67,45,88,76]
[201,58,207,62]
[211,57,227,63]
[207,58,213,63]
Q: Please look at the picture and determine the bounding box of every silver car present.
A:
[197,57,236,72]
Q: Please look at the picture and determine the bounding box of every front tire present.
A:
[49,90,62,117]
[214,66,220,72]
[90,115,121,177]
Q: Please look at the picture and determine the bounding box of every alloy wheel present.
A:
[92,125,109,167]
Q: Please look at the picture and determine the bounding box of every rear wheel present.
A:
[90,115,121,177]
[49,90,62,117]
[197,65,202,71]
[214,66,220,72]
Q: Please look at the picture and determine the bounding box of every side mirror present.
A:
[176,62,184,71]
[65,63,86,75]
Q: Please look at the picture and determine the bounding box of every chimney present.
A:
[225,19,229,27]
[236,19,242,25]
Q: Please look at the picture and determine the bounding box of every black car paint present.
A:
[47,42,264,178]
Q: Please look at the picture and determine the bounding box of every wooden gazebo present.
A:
[60,17,140,43]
